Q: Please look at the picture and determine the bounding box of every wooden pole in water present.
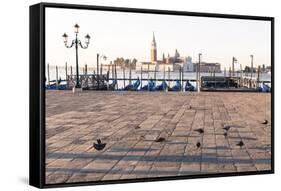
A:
[257,65,261,88]
[129,60,132,85]
[179,66,182,91]
[232,57,235,77]
[47,63,50,87]
[123,66,126,88]
[115,62,118,89]
[164,63,166,81]
[154,64,157,82]
[110,62,113,79]
[85,64,87,75]
[250,55,253,81]
[108,64,110,78]
[55,65,58,90]
[100,64,103,76]
[196,63,198,90]
[168,67,171,87]
[148,63,150,79]
[97,54,99,76]
[198,53,202,92]
[65,62,68,81]
[224,67,226,77]
[140,65,143,89]
[229,67,231,77]
[70,65,73,79]
[97,54,100,89]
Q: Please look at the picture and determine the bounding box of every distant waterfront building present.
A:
[139,33,194,72]
[194,62,221,73]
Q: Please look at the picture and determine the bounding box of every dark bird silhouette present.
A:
[223,132,228,137]
[135,125,141,129]
[223,125,231,131]
[236,141,244,148]
[194,128,204,134]
[154,137,165,142]
[93,139,106,151]
[261,120,268,125]
[196,142,201,148]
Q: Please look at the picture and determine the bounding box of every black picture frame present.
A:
[29,2,274,188]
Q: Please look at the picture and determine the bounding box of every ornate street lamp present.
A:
[62,24,91,88]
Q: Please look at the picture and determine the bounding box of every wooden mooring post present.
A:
[154,64,157,82]
[168,67,171,87]
[97,54,100,89]
[65,62,68,81]
[47,63,50,87]
[148,62,150,79]
[179,66,182,91]
[70,65,73,79]
[129,61,132,85]
[123,67,126,88]
[140,65,143,89]
[114,62,118,89]
[257,65,261,88]
[55,65,58,90]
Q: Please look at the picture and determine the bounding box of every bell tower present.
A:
[151,32,157,62]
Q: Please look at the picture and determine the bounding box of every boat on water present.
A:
[141,79,156,91]
[258,83,271,92]
[124,78,140,91]
[185,80,195,91]
[156,81,168,91]
[169,80,182,91]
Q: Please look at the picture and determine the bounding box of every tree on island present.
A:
[114,57,137,69]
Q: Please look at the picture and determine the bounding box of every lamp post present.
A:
[62,24,90,88]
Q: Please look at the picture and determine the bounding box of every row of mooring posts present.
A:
[47,62,193,91]
[47,61,266,91]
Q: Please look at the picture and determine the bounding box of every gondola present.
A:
[124,78,140,91]
[169,80,182,91]
[156,81,168,91]
[258,83,271,92]
[185,80,195,91]
[141,79,156,91]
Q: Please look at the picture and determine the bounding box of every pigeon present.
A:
[236,141,244,148]
[261,120,268,125]
[196,142,201,148]
[223,132,228,137]
[194,128,204,134]
[154,137,165,142]
[93,139,106,151]
[223,125,231,131]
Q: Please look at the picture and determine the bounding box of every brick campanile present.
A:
[151,32,157,62]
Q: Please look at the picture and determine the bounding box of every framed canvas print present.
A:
[29,2,274,188]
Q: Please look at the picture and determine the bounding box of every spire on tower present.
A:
[151,32,156,47]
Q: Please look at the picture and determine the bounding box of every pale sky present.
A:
[46,7,271,68]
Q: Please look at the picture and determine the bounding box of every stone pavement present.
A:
[45,91,271,184]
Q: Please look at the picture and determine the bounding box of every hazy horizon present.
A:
[46,7,271,69]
